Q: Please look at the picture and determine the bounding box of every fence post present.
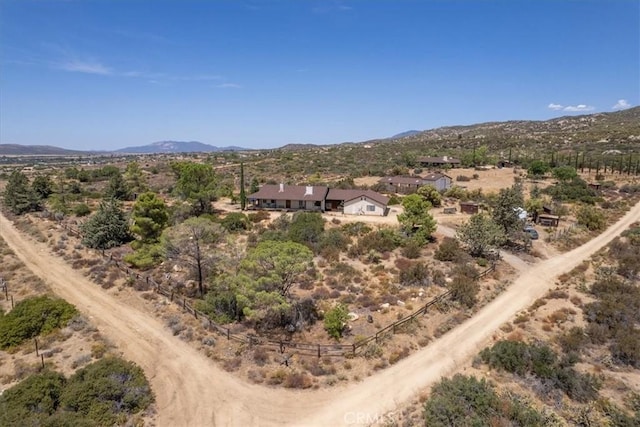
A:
[10,295,14,309]
[170,291,174,302]
[317,344,321,358]
[4,283,7,301]
[352,344,356,356]
[35,338,39,356]
[183,298,186,311]
[227,328,230,340]
[41,354,45,369]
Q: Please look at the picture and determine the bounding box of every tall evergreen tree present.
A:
[239,162,246,210]
[3,170,40,214]
[81,199,132,249]
[130,192,169,243]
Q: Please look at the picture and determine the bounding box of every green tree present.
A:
[417,185,442,207]
[240,240,313,296]
[457,214,506,257]
[124,161,147,194]
[3,170,40,214]
[172,161,218,216]
[449,264,479,308]
[162,217,224,296]
[105,170,131,201]
[491,183,525,236]
[552,165,578,182]
[527,160,550,178]
[324,303,349,339]
[131,192,169,243]
[524,198,544,218]
[81,199,132,249]
[577,205,606,231]
[398,194,437,244]
[221,212,251,233]
[32,175,53,200]
[250,177,260,194]
[288,211,325,248]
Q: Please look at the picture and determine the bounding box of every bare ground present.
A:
[1,200,639,426]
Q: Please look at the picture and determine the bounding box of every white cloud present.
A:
[548,103,564,110]
[612,99,632,110]
[563,104,595,112]
[217,83,242,89]
[57,59,112,75]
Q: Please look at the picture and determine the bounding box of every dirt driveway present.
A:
[1,201,639,426]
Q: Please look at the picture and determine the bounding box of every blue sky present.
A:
[1,0,638,150]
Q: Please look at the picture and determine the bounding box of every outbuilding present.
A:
[459,201,480,214]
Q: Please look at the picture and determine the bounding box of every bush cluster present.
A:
[423,374,546,426]
[0,357,153,426]
[480,340,601,402]
[0,296,77,349]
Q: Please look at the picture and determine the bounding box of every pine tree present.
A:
[239,162,246,210]
[3,171,40,214]
[81,199,132,249]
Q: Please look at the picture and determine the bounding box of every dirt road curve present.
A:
[2,201,639,427]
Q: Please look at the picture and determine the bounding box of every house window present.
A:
[298,201,305,208]
[366,204,375,212]
[314,201,321,207]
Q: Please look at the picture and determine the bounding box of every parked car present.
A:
[523,226,539,240]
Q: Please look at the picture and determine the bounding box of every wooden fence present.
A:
[57,221,496,358]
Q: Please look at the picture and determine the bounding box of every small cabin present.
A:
[459,201,480,214]
[588,183,601,191]
[536,213,560,227]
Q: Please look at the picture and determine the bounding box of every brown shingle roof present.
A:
[247,184,328,202]
[326,189,389,206]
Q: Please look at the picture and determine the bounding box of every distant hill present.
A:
[0,144,97,156]
[391,130,421,139]
[115,141,245,154]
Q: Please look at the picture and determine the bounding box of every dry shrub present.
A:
[547,290,569,300]
[514,313,530,324]
[223,356,242,372]
[268,368,287,385]
[312,287,330,300]
[500,323,514,333]
[569,295,583,306]
[529,298,546,312]
[247,369,265,384]
[284,371,313,389]
[547,307,575,324]
[253,347,269,366]
[506,330,524,342]
[302,359,336,377]
[388,347,410,365]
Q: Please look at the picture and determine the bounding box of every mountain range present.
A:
[1,107,638,156]
[114,140,244,154]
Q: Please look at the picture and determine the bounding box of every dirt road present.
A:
[2,201,639,426]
